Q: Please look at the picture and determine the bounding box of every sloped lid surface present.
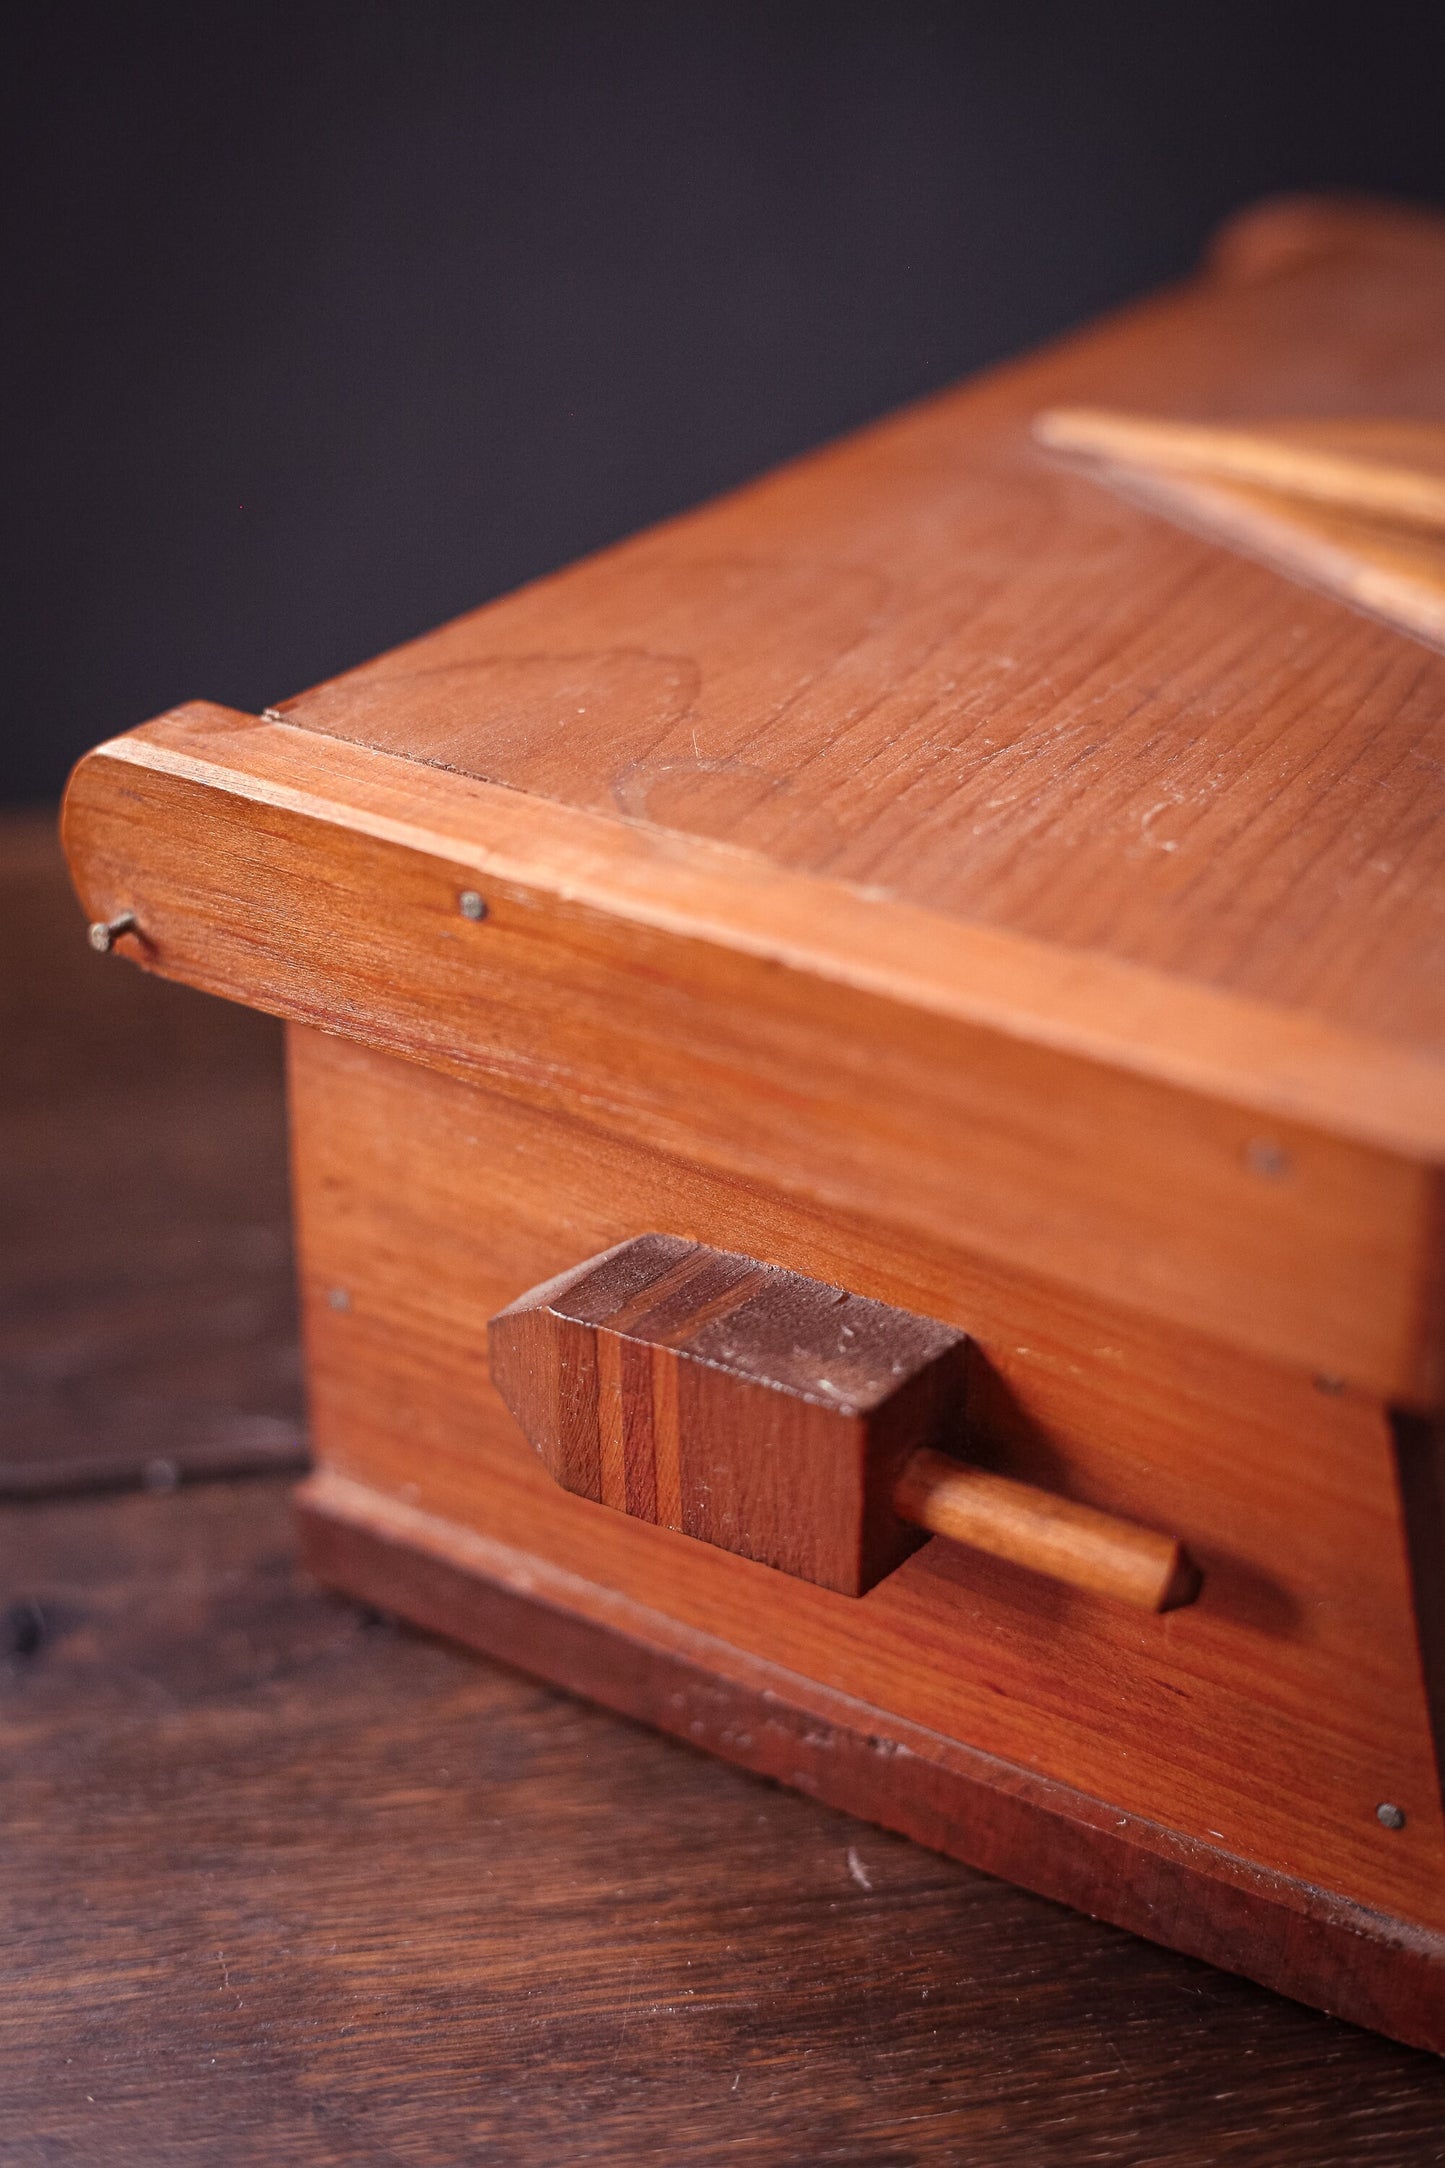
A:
[276,204,1445,1069]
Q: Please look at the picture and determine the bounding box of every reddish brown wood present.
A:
[893,1448,1199,1613]
[14,1481,1445,2166]
[260,213,1445,1064]
[296,1471,1445,2058]
[285,1028,1445,1954]
[1036,409,1445,530]
[16,794,1445,2148]
[59,712,1445,1405]
[492,1235,1196,1609]
[489,1233,962,1594]
[59,202,1445,1405]
[54,199,1445,2058]
[1037,409,1445,650]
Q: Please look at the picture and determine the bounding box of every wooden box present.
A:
[63,197,1445,2052]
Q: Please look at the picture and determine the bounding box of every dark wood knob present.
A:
[489,1236,1198,1610]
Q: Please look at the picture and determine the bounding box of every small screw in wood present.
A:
[1376,1802,1406,1831]
[459,890,488,921]
[87,911,138,953]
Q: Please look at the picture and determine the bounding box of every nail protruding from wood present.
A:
[87,911,138,953]
[893,1448,1201,1613]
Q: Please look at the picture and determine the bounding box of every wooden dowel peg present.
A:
[893,1448,1200,1613]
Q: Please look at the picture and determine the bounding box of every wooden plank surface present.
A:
[286,1029,1445,1933]
[9,1477,1445,2167]
[270,201,1445,1064]
[62,717,1445,1405]
[10,807,1445,2158]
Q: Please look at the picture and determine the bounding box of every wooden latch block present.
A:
[489,1233,964,1596]
[490,1235,1197,1609]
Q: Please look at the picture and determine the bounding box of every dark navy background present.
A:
[6,1,1445,802]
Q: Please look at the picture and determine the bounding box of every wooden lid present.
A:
[62,198,1445,1403]
[285,197,1445,1071]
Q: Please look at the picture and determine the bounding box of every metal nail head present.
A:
[1377,1802,1406,1831]
[459,890,488,921]
[88,911,138,953]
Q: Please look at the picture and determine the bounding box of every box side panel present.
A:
[64,741,1445,1402]
[287,1025,1445,1931]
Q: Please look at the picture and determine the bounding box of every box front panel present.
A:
[288,1024,1445,1929]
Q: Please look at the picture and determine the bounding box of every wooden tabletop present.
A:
[5,808,1445,2164]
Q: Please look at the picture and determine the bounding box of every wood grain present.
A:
[299,1469,1445,2057]
[10,1483,1445,2165]
[58,202,1445,1415]
[1205,192,1445,285]
[60,713,1445,1406]
[493,1234,1194,1609]
[490,1233,963,1594]
[1038,409,1445,649]
[255,206,1445,1070]
[1035,409,1445,529]
[893,1448,1198,1613]
[285,1026,1445,1940]
[47,197,1445,2070]
[13,781,1445,2151]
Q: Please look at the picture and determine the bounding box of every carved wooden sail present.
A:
[1036,409,1445,649]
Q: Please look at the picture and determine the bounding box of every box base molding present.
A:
[297,1469,1445,2055]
